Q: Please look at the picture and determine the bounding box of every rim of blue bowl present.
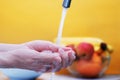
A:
[0,68,40,79]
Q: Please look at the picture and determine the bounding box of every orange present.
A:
[92,53,102,64]
[76,58,102,78]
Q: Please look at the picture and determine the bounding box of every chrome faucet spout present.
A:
[62,0,72,8]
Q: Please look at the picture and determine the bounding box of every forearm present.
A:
[0,43,22,52]
[0,52,13,68]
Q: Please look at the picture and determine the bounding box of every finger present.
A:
[43,65,53,72]
[26,40,60,52]
[58,48,69,68]
[62,47,76,66]
[43,63,61,72]
[36,65,50,73]
[62,47,72,51]
[40,52,62,72]
[36,68,46,73]
[51,53,62,72]
[35,61,55,73]
[67,50,76,66]
[33,50,62,72]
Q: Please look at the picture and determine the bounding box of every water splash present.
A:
[49,8,68,80]
[56,8,68,45]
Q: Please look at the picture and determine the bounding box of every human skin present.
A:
[0,40,75,73]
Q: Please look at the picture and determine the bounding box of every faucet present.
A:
[62,0,72,8]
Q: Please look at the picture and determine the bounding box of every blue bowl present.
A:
[0,68,40,80]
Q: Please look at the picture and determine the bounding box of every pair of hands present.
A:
[2,40,75,73]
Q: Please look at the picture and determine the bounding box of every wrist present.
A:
[0,52,13,68]
[0,43,23,52]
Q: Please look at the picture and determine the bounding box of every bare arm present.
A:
[0,43,23,52]
[0,40,75,72]
[0,52,12,68]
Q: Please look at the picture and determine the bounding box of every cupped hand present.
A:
[4,40,76,72]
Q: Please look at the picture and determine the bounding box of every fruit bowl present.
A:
[67,53,111,78]
[54,37,113,78]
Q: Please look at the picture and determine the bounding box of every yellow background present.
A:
[0,0,120,74]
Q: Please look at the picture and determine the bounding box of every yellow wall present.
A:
[0,0,120,74]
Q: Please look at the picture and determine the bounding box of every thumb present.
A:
[25,40,60,52]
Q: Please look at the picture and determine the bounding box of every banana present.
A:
[53,37,113,54]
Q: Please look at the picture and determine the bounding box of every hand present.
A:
[25,40,76,68]
[1,40,75,72]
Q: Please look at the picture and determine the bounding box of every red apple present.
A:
[76,42,94,60]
